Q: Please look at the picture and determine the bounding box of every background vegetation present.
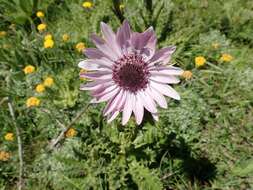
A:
[1,0,253,189]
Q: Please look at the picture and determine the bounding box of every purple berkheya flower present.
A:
[78,20,183,125]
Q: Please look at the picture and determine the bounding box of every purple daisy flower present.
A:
[78,20,183,125]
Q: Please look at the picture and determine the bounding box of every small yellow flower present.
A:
[181,70,193,80]
[23,65,35,74]
[26,97,40,108]
[0,31,7,37]
[44,34,52,41]
[212,42,219,49]
[76,42,85,53]
[119,4,125,10]
[62,34,70,42]
[65,128,77,138]
[37,23,47,32]
[0,151,11,161]
[195,56,206,68]
[44,39,54,48]
[43,77,54,87]
[220,53,233,62]
[35,84,45,93]
[82,1,93,8]
[4,133,14,141]
[36,11,44,18]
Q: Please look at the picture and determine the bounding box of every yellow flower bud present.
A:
[44,39,54,48]
[37,23,47,32]
[44,34,52,41]
[181,70,193,80]
[36,11,44,18]
[43,77,54,87]
[35,84,45,93]
[82,1,93,8]
[0,151,11,161]
[65,128,77,138]
[195,56,206,68]
[220,53,233,62]
[76,42,85,53]
[4,133,14,141]
[23,65,35,74]
[26,97,40,108]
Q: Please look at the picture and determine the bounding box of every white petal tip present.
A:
[90,98,98,103]
[174,96,180,100]
[78,60,84,68]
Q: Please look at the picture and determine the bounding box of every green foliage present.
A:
[0,0,253,189]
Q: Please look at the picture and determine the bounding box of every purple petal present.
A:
[80,81,113,91]
[122,93,133,125]
[149,46,176,65]
[96,87,120,103]
[146,86,167,109]
[150,81,180,100]
[91,34,119,61]
[152,113,159,121]
[104,89,124,116]
[80,71,112,80]
[107,111,120,123]
[92,84,117,97]
[149,65,183,75]
[139,90,157,113]
[116,20,131,52]
[116,90,127,110]
[78,59,113,71]
[130,27,155,51]
[150,75,180,84]
[84,48,107,59]
[101,22,122,57]
[133,94,144,125]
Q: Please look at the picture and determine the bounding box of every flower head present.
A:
[181,70,193,80]
[44,34,52,41]
[76,42,85,52]
[0,151,10,161]
[195,56,206,68]
[43,77,54,87]
[82,1,93,8]
[37,23,47,32]
[220,53,233,62]
[65,128,77,138]
[62,34,70,42]
[44,39,54,48]
[23,65,35,74]
[35,84,45,93]
[4,133,14,141]
[78,21,183,125]
[26,97,40,107]
[36,11,44,18]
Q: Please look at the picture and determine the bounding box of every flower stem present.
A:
[7,97,23,190]
[49,103,90,150]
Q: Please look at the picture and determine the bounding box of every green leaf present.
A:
[232,159,253,177]
[129,161,163,190]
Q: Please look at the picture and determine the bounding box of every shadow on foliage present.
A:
[155,133,217,185]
